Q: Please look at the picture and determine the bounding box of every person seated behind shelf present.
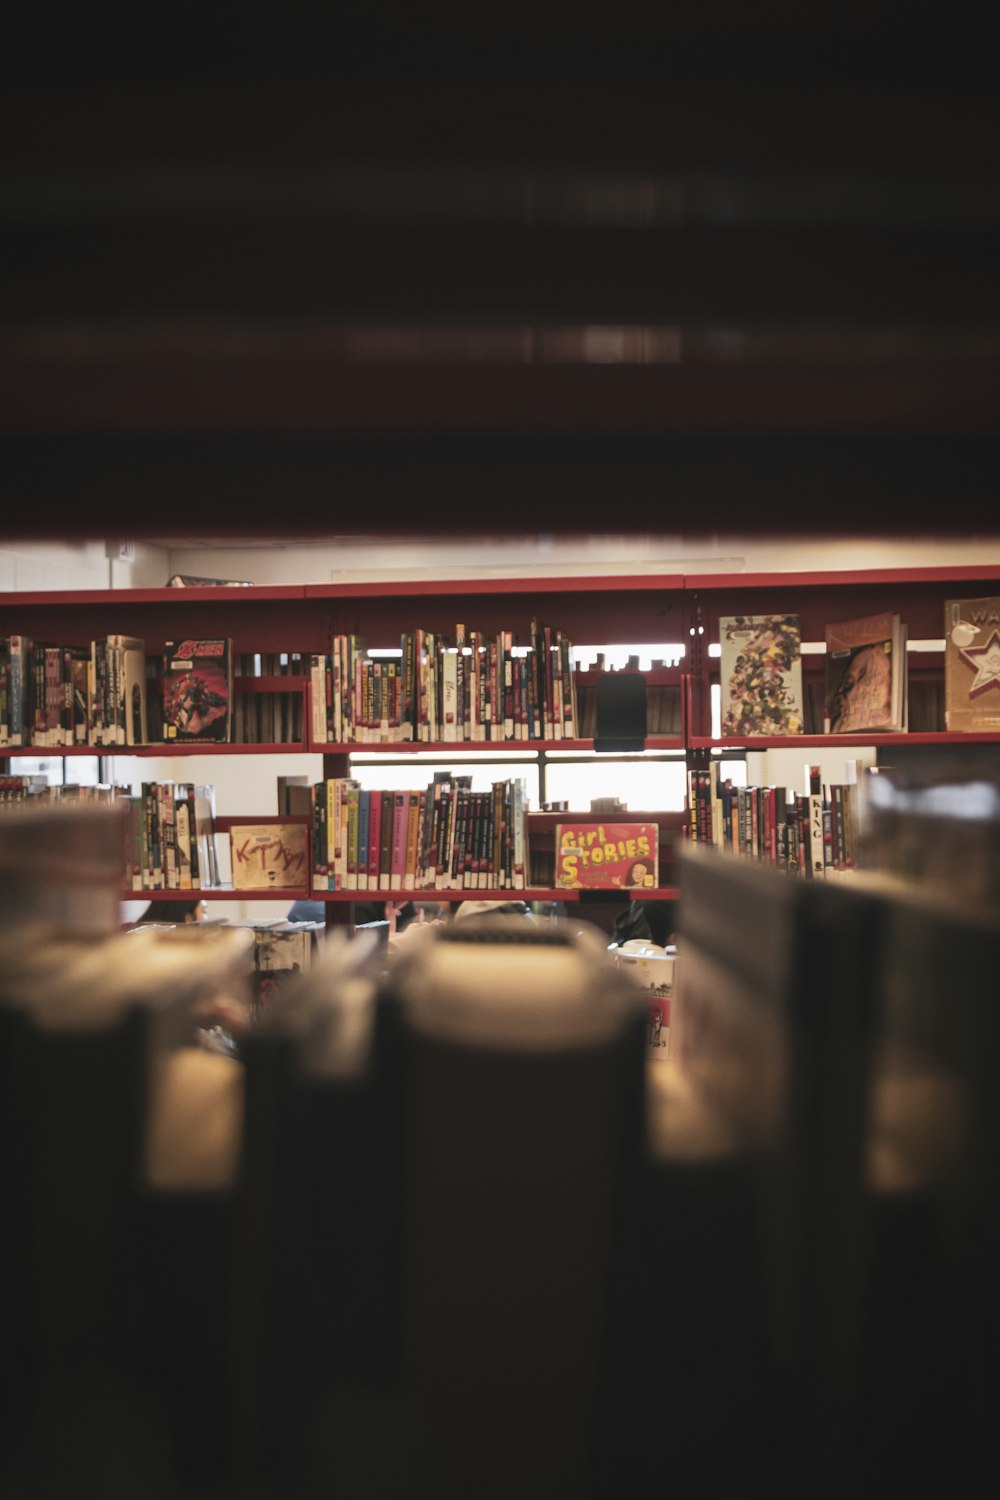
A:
[128,894,251,1047]
[452,898,535,922]
[286,898,428,932]
[611,898,674,949]
[287,898,392,927]
[133,896,208,925]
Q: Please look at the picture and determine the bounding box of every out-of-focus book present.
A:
[555,822,658,890]
[719,615,804,736]
[943,596,1000,732]
[252,922,316,1020]
[229,822,308,890]
[614,947,676,1060]
[166,574,252,587]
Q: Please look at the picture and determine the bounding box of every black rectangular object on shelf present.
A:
[594,673,647,753]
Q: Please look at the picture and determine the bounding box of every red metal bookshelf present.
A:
[4,564,1000,912]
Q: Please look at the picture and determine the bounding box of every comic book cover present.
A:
[162,638,232,742]
[719,615,804,736]
[555,821,659,890]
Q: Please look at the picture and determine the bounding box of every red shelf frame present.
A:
[304,574,691,600]
[683,565,1000,591]
[313,737,685,754]
[689,732,1000,750]
[122,886,312,902]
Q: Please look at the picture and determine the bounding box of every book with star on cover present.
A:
[944,596,1000,732]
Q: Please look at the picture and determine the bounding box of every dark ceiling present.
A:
[2,8,997,541]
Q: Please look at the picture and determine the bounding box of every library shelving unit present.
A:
[0,576,690,912]
[684,563,1000,752]
[3,564,999,912]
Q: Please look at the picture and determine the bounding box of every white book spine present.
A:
[512,778,526,889]
[442,649,458,742]
[310,655,327,745]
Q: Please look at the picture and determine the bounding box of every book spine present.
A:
[184,784,201,887]
[313,782,329,892]
[404,790,420,890]
[366,786,381,890]
[125,795,144,890]
[341,784,356,890]
[145,782,162,889]
[0,639,9,745]
[310,654,327,745]
[477,791,491,889]
[453,788,471,888]
[807,765,825,879]
[327,777,341,891]
[500,632,513,739]
[416,787,432,887]
[71,650,89,744]
[329,642,339,743]
[435,785,452,889]
[378,788,393,891]
[472,791,483,889]
[442,649,458,742]
[162,781,178,889]
[29,642,43,746]
[551,631,563,739]
[511,779,526,888]
[565,638,578,740]
[543,625,555,740]
[59,646,73,746]
[175,793,193,890]
[92,638,105,745]
[389,790,407,891]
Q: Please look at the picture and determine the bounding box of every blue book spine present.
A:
[357,788,370,891]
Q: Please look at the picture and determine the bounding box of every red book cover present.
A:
[163,638,232,743]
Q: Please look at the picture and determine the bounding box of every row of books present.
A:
[124,782,221,891]
[0,773,47,803]
[0,634,144,748]
[720,596,1000,735]
[310,621,579,744]
[687,763,861,878]
[311,774,530,892]
[0,635,236,748]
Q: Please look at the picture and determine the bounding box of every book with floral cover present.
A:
[719,615,804,736]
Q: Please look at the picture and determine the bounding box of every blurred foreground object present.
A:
[0,799,128,933]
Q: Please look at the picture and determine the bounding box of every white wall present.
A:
[0,539,171,592]
[164,531,1000,584]
[5,532,1000,591]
